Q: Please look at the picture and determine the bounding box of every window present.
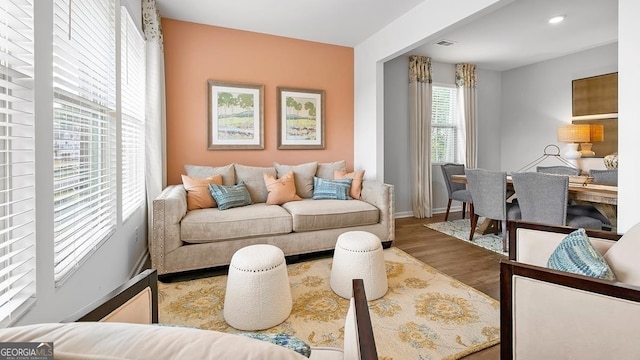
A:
[121,8,146,221]
[0,0,36,326]
[431,85,460,163]
[53,0,116,285]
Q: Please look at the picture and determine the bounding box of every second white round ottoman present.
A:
[223,244,292,330]
[330,231,388,300]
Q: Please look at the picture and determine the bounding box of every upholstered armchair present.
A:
[501,221,640,359]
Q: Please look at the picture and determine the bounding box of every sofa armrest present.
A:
[360,181,394,241]
[508,221,621,266]
[152,185,188,274]
[500,260,640,359]
[63,269,158,324]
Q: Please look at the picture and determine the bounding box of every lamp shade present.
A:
[557,124,590,143]
[589,124,604,142]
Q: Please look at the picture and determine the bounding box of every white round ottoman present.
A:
[223,244,292,330]
[330,231,388,300]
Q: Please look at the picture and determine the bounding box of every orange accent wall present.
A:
[163,19,355,185]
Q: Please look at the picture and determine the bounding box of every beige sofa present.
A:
[151,162,394,276]
[501,221,640,360]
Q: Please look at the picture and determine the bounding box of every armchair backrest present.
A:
[511,172,568,226]
[464,168,507,220]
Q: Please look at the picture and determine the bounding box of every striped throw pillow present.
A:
[208,183,252,210]
[312,176,352,200]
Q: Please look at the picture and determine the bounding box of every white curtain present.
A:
[456,63,478,169]
[142,0,167,243]
[408,56,433,218]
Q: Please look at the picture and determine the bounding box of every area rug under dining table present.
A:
[158,247,500,359]
[425,218,509,256]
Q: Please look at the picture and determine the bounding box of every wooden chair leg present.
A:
[444,199,452,221]
[462,203,466,219]
[502,220,508,252]
[469,214,479,241]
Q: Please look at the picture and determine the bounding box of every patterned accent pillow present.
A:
[312,176,352,200]
[239,333,311,358]
[208,183,252,210]
[547,228,616,280]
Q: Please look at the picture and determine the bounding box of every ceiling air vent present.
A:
[435,39,456,47]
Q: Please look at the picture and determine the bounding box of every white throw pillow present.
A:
[604,222,640,286]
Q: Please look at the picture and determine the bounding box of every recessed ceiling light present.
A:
[548,15,566,24]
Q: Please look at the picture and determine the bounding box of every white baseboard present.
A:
[394,205,463,218]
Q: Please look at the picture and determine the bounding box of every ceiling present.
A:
[155,0,618,71]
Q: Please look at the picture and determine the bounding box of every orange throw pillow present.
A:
[263,171,302,205]
[181,174,223,210]
[334,170,365,199]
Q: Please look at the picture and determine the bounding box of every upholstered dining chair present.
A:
[535,165,581,176]
[511,172,602,230]
[590,169,618,185]
[441,163,473,221]
[464,169,521,251]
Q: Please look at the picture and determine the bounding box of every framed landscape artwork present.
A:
[208,80,264,150]
[277,87,325,149]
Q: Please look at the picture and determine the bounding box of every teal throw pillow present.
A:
[208,182,252,210]
[312,176,352,200]
[240,333,311,358]
[547,228,616,280]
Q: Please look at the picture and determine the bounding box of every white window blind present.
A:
[121,8,145,221]
[431,85,459,163]
[53,0,116,285]
[0,0,35,327]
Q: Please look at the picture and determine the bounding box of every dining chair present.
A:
[511,172,602,230]
[589,169,618,185]
[535,165,581,176]
[441,163,473,221]
[464,169,521,251]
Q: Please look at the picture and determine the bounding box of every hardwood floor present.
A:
[394,212,503,360]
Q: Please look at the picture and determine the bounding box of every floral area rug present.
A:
[158,247,500,359]
[425,219,508,256]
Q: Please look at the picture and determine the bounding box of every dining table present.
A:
[450,174,618,232]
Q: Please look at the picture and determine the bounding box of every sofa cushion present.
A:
[274,161,318,198]
[312,177,352,200]
[334,170,365,199]
[181,204,293,243]
[184,163,236,185]
[547,228,616,280]
[282,199,379,232]
[209,183,253,210]
[264,171,301,205]
[182,174,223,210]
[235,164,277,203]
[315,160,347,179]
[604,222,640,286]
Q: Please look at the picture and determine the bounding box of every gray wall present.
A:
[383,57,502,217]
[501,43,618,172]
[384,42,617,218]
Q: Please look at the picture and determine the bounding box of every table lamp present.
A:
[557,124,590,160]
[579,124,604,157]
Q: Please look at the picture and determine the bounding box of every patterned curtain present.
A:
[409,55,433,218]
[143,0,167,243]
[456,63,478,169]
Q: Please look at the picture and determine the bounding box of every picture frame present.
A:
[208,80,264,150]
[277,87,325,149]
